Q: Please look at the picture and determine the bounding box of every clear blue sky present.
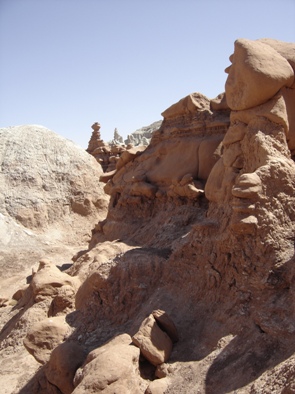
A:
[0,0,294,148]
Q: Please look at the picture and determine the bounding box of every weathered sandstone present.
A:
[225,38,294,110]
[1,38,295,394]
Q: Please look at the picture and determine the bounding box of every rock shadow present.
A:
[205,329,295,394]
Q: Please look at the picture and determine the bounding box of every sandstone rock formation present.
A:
[1,38,295,394]
[46,341,87,394]
[98,91,229,240]
[112,127,124,145]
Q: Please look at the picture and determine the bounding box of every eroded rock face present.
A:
[105,92,228,194]
[97,92,229,242]
[206,38,295,240]
[75,38,295,393]
[87,122,147,173]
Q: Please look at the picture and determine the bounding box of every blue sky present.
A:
[0,0,294,148]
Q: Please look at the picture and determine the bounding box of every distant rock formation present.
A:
[112,127,124,145]
[86,122,129,172]
[87,121,162,173]
[124,120,162,146]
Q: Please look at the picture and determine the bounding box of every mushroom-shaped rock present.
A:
[23,316,71,364]
[132,314,173,366]
[225,39,294,110]
[45,342,87,394]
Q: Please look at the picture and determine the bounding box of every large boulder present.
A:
[45,342,87,394]
[23,316,71,364]
[73,334,141,393]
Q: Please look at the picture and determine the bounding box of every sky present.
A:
[0,0,294,149]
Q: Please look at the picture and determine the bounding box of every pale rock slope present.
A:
[0,125,108,393]
[0,124,108,296]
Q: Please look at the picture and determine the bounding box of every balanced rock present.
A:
[132,314,173,366]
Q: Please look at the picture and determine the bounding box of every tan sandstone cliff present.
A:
[1,38,295,394]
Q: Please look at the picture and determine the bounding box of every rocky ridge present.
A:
[1,38,295,394]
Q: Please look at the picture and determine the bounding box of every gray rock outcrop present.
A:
[124,120,162,146]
